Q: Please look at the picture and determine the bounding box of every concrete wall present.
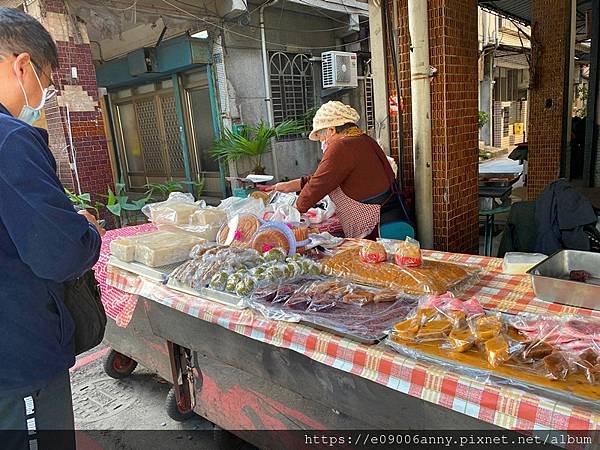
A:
[220,7,341,181]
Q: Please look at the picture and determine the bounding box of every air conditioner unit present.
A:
[321,51,358,89]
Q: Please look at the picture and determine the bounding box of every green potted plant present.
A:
[209,119,304,175]
[102,180,150,228]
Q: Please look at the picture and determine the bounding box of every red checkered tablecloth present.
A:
[99,226,600,433]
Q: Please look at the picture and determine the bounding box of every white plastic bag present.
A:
[262,204,301,223]
[305,196,336,224]
[218,196,266,219]
[142,192,204,225]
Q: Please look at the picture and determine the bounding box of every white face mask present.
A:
[321,140,328,153]
[14,62,48,125]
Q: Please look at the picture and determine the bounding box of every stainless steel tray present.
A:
[108,256,182,283]
[165,278,246,310]
[527,250,600,310]
[299,321,384,345]
[478,172,522,187]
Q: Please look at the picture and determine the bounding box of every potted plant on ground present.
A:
[209,119,304,175]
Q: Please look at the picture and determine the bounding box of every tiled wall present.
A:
[527,0,570,199]
[386,0,479,254]
[492,101,527,149]
[34,0,114,214]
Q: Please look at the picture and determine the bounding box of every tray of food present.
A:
[108,256,182,283]
[478,172,522,187]
[527,250,600,310]
[387,295,600,409]
[322,240,479,296]
[248,277,418,344]
[165,278,246,310]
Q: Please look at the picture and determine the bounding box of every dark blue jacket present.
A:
[0,103,101,394]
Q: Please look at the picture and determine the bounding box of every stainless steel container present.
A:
[527,250,600,310]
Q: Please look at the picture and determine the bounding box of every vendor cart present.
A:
[96,225,600,448]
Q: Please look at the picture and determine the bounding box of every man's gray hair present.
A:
[0,7,59,70]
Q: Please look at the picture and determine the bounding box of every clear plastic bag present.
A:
[359,241,387,264]
[246,277,418,341]
[394,237,423,268]
[216,214,262,246]
[323,247,480,296]
[219,196,266,219]
[388,306,600,388]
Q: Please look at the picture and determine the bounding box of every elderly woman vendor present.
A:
[268,101,406,239]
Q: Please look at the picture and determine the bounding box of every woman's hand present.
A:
[264,179,301,193]
[78,210,106,237]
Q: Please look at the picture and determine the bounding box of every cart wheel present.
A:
[103,350,138,379]
[166,387,196,422]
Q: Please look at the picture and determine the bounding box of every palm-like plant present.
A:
[209,119,305,174]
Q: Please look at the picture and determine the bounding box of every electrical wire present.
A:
[292,0,354,25]
[171,0,357,32]
[105,0,137,11]
[160,0,369,50]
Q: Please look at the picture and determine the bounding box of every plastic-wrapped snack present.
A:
[342,287,376,307]
[217,214,261,246]
[416,319,452,342]
[484,335,510,368]
[134,232,205,267]
[359,241,387,264]
[394,237,423,268]
[448,328,475,353]
[574,349,600,384]
[391,318,420,342]
[110,238,137,262]
[542,352,570,381]
[323,247,476,295]
[190,242,222,259]
[473,315,503,342]
[225,273,245,294]
[252,222,296,255]
[521,341,555,361]
[264,247,288,263]
[187,207,227,241]
[208,271,229,291]
[372,289,399,303]
[142,193,200,225]
[235,277,257,297]
[414,307,439,326]
[505,326,531,345]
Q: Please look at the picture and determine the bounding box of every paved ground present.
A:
[71,344,251,450]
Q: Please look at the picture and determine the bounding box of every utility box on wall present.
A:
[513,122,524,135]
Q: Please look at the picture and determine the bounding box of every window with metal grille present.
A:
[269,52,314,140]
[502,107,510,137]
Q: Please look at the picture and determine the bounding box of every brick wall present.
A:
[527,0,571,199]
[31,0,114,216]
[386,0,479,253]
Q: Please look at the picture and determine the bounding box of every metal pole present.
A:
[172,73,194,193]
[583,0,600,187]
[207,63,228,197]
[260,0,280,180]
[407,0,434,248]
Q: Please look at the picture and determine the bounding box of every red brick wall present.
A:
[37,0,115,217]
[527,0,571,199]
[386,0,479,253]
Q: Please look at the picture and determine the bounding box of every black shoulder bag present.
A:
[63,269,107,355]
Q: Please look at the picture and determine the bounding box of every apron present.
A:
[329,186,381,239]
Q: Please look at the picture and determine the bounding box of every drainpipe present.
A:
[260,0,279,180]
[407,0,433,248]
